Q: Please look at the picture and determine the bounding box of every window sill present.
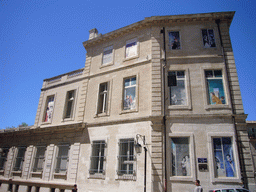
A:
[123,55,139,62]
[205,104,231,110]
[116,174,136,181]
[12,171,22,177]
[169,176,195,182]
[168,105,192,110]
[54,172,67,180]
[94,113,109,118]
[120,108,138,114]
[88,173,105,180]
[31,172,43,178]
[100,62,114,68]
[41,121,52,125]
[211,177,241,184]
[62,118,74,122]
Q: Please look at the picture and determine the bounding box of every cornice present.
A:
[83,11,235,49]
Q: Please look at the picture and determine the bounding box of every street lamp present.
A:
[135,134,147,192]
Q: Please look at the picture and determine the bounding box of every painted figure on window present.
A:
[202,29,216,48]
[44,98,54,122]
[169,32,180,50]
[211,92,222,104]
[225,154,235,177]
[181,155,190,176]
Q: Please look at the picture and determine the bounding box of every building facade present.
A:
[0,11,255,192]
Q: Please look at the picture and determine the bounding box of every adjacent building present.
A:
[0,11,255,192]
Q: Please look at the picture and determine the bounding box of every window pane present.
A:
[207,79,225,105]
[56,145,69,173]
[202,29,216,48]
[33,147,46,172]
[90,141,105,174]
[123,78,136,110]
[171,138,190,176]
[102,46,113,64]
[169,31,181,50]
[214,70,222,77]
[14,147,26,171]
[205,70,213,78]
[0,148,9,170]
[126,41,137,58]
[213,137,236,177]
[44,96,54,122]
[169,71,186,105]
[65,91,75,118]
[98,83,108,114]
[118,139,134,175]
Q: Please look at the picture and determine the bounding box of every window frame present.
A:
[168,31,181,50]
[54,143,70,174]
[202,29,216,48]
[168,133,196,181]
[32,145,46,173]
[63,90,76,120]
[89,140,106,177]
[167,68,191,110]
[96,82,110,117]
[207,132,241,183]
[101,45,114,66]
[121,75,139,113]
[201,67,231,110]
[42,95,55,124]
[117,138,136,180]
[0,147,9,171]
[124,38,139,60]
[13,146,26,172]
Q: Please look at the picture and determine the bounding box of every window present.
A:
[123,77,136,110]
[15,185,19,192]
[0,147,9,170]
[202,29,216,48]
[213,137,236,177]
[44,96,54,122]
[33,146,46,172]
[102,46,113,65]
[89,140,106,174]
[97,83,108,114]
[13,147,26,171]
[64,90,75,119]
[168,71,187,105]
[169,31,181,50]
[118,139,135,176]
[170,137,190,176]
[55,144,69,173]
[205,70,226,105]
[125,38,137,58]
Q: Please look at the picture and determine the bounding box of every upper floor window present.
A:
[64,90,75,119]
[170,137,190,176]
[13,147,26,171]
[213,137,236,177]
[0,147,9,170]
[202,29,216,48]
[102,46,113,65]
[33,146,46,172]
[43,96,54,123]
[205,70,226,105]
[55,144,69,174]
[97,83,108,114]
[125,38,137,58]
[169,31,181,50]
[89,140,106,175]
[117,139,135,176]
[168,71,187,105]
[123,77,136,110]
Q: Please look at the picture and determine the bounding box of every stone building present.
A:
[0,11,255,192]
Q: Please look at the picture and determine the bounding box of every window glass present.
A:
[102,46,113,65]
[90,140,106,174]
[97,83,108,114]
[169,31,181,50]
[44,96,54,122]
[13,147,26,171]
[64,90,75,119]
[126,39,137,58]
[202,29,216,48]
[55,144,69,173]
[170,137,190,176]
[168,71,187,105]
[33,146,46,172]
[0,148,9,170]
[123,77,136,110]
[205,70,226,105]
[213,137,236,177]
[118,139,134,175]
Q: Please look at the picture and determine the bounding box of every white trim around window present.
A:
[207,132,241,183]
[167,67,191,110]
[200,66,231,110]
[168,132,196,182]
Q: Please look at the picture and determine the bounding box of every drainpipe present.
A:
[160,27,167,192]
[215,19,246,188]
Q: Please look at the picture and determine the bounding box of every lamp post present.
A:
[135,134,147,192]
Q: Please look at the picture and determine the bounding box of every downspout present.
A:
[160,27,167,192]
[215,19,246,188]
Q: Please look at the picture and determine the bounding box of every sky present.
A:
[1,0,256,128]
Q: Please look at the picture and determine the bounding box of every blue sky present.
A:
[1,0,255,128]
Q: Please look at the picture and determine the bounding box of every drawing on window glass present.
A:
[213,137,236,177]
[44,96,54,122]
[169,32,180,50]
[202,29,216,48]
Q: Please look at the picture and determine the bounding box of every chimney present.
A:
[89,28,99,40]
